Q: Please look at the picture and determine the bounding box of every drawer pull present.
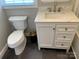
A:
[53,28,55,30]
[63,36,66,38]
[61,44,64,46]
[65,28,68,31]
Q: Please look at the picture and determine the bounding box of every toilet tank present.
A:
[9,16,28,30]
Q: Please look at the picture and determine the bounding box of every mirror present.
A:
[41,0,70,2]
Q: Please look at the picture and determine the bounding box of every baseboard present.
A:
[0,44,8,59]
[72,47,77,59]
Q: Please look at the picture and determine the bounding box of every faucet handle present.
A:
[47,7,52,12]
[58,7,62,12]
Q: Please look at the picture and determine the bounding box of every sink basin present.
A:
[44,12,65,19]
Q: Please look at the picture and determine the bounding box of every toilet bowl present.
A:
[8,30,26,55]
[8,16,27,55]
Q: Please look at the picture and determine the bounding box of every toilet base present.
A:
[15,38,26,55]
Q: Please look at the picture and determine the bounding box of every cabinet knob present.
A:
[63,36,66,38]
[53,28,55,30]
[61,44,64,46]
[65,28,68,31]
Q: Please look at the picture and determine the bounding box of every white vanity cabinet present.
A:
[36,22,78,51]
[36,23,55,49]
[35,11,79,52]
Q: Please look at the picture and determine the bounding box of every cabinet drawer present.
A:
[56,27,76,32]
[55,41,70,48]
[55,38,72,41]
[55,32,75,41]
[55,39,71,43]
[56,33,73,40]
[56,24,77,28]
[56,24,77,32]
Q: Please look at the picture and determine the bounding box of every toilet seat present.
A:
[8,30,24,48]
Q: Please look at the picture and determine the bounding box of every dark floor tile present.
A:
[2,41,75,59]
[57,54,68,59]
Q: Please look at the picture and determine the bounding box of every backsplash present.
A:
[38,0,74,11]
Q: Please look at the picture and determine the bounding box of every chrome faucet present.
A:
[47,1,57,12]
[47,7,52,12]
[53,2,57,12]
[47,1,62,12]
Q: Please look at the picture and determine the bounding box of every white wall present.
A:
[4,8,38,31]
[72,32,79,59]
[4,0,74,31]
[0,7,12,58]
[73,0,79,18]
[72,0,79,58]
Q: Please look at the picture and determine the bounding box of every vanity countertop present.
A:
[35,11,79,23]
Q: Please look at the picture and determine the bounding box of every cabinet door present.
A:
[37,25,55,47]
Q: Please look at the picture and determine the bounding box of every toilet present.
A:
[7,16,27,55]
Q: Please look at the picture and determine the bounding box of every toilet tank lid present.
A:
[9,16,27,21]
[8,30,24,45]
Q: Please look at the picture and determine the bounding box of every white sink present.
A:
[35,10,79,22]
[44,12,65,19]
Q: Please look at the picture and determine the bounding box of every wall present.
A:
[73,0,79,18]
[4,8,38,31]
[73,0,79,12]
[72,32,79,59]
[0,7,12,59]
[72,0,79,59]
[4,0,74,31]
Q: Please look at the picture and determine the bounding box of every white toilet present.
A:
[7,16,27,55]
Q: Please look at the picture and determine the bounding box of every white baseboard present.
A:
[72,47,77,59]
[0,44,8,59]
